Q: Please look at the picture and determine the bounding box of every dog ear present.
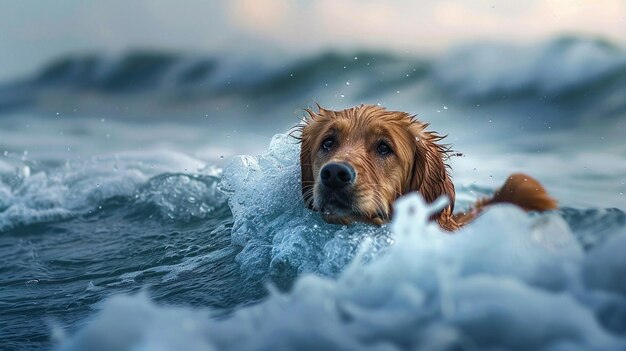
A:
[406,122,456,213]
[298,108,317,209]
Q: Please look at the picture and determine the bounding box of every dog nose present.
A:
[320,162,355,189]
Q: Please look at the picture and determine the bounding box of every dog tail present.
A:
[485,173,557,211]
[452,173,557,227]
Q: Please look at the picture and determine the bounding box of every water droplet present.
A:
[396,90,400,94]
[354,56,358,60]
[443,106,448,110]
[488,119,492,123]
[340,93,345,98]
[96,183,100,188]
[220,155,224,159]
[346,81,350,85]
[56,112,60,116]
[2,150,7,156]
[22,166,31,178]
[437,110,441,113]
[101,118,106,123]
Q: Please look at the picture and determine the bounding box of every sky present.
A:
[1,0,625,82]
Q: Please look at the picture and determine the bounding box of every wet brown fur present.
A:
[296,104,557,231]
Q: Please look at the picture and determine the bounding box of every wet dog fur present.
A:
[296,104,557,230]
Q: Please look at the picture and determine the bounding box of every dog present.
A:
[296,104,557,231]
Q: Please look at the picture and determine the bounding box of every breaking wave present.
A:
[53,134,626,351]
[2,36,625,121]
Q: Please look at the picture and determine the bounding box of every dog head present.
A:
[298,104,455,225]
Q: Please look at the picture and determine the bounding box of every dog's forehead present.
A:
[331,121,381,144]
[333,113,407,140]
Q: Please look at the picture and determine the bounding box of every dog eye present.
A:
[322,137,334,151]
[377,142,392,155]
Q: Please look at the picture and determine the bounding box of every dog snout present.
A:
[320,162,355,189]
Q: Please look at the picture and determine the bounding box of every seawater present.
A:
[1,36,626,350]
[0,132,624,350]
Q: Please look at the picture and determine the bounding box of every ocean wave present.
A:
[12,50,411,99]
[220,134,391,288]
[0,150,221,232]
[56,192,626,351]
[562,207,626,250]
[433,36,626,100]
[45,131,626,350]
[220,133,626,288]
[219,133,393,289]
[137,172,226,222]
[2,36,624,117]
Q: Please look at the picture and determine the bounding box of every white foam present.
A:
[137,172,225,221]
[0,149,211,231]
[56,193,626,351]
[57,134,626,351]
[219,133,392,285]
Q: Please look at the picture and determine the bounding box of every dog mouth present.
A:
[315,187,390,225]
[316,189,356,216]
[314,164,390,223]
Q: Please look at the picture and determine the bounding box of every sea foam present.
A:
[219,133,393,288]
[57,133,626,351]
[0,149,219,232]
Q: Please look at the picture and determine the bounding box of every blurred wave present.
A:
[2,36,625,124]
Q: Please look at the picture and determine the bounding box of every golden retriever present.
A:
[296,104,557,230]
